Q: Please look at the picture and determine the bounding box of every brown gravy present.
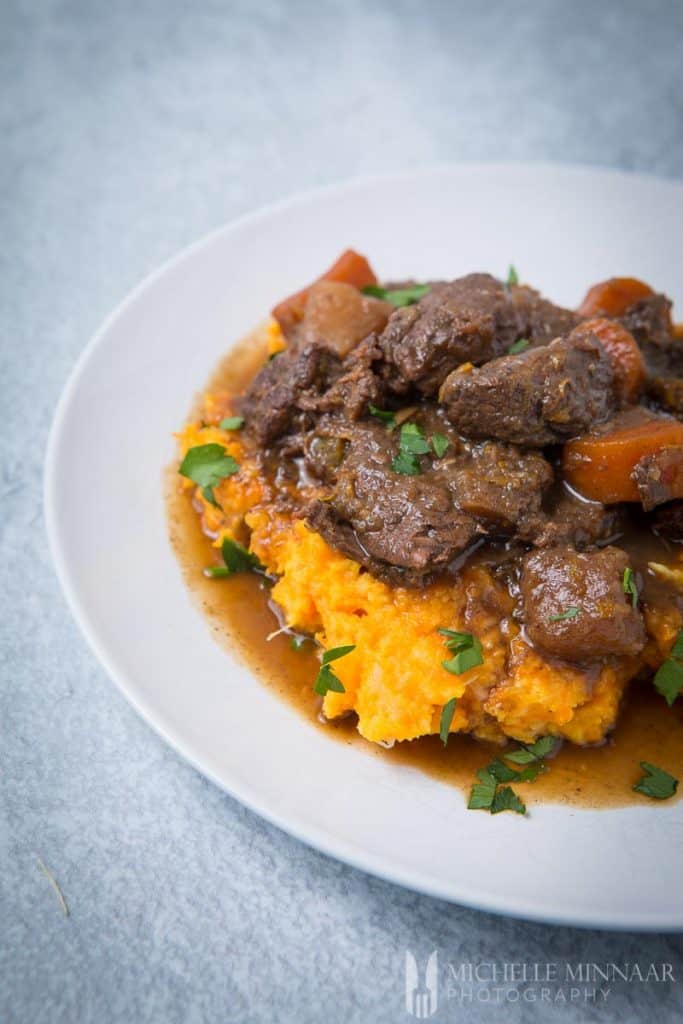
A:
[166,328,683,810]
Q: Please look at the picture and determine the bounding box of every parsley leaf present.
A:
[654,630,683,705]
[488,758,544,783]
[487,759,519,783]
[398,422,431,455]
[219,416,244,431]
[439,697,458,745]
[179,443,239,507]
[633,761,679,800]
[468,768,498,810]
[439,628,484,675]
[654,657,683,706]
[442,646,484,675]
[314,665,346,695]
[362,283,430,307]
[508,338,530,355]
[392,422,449,474]
[204,537,263,578]
[469,759,534,815]
[391,450,421,475]
[431,433,450,458]
[369,404,396,429]
[506,265,519,287]
[391,423,430,474]
[491,786,527,815]
[672,629,683,660]
[314,644,356,696]
[322,644,356,664]
[440,633,484,674]
[623,567,638,608]
[505,736,555,765]
[438,628,475,648]
[549,606,580,623]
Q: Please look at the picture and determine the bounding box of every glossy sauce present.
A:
[167,328,683,810]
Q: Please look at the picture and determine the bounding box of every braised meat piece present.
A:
[621,294,682,376]
[377,274,518,396]
[511,285,580,343]
[441,440,553,531]
[520,490,622,549]
[654,500,683,539]
[377,274,577,397]
[439,327,617,446]
[299,334,385,421]
[521,545,646,661]
[648,375,683,418]
[304,411,553,585]
[632,447,683,511]
[305,420,479,585]
[242,345,341,446]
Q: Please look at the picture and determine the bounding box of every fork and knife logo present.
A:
[405,950,439,1018]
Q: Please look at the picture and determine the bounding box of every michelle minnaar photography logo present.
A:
[405,951,439,1018]
[404,951,676,1015]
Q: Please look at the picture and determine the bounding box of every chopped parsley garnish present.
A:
[398,423,431,455]
[549,606,580,623]
[204,537,263,578]
[506,264,519,287]
[290,635,308,651]
[508,338,530,355]
[439,697,458,745]
[219,416,244,431]
[468,738,551,815]
[467,768,526,815]
[369,404,396,429]
[491,786,527,815]
[439,628,484,675]
[653,628,683,705]
[488,757,544,783]
[267,350,283,362]
[391,450,422,475]
[467,768,498,810]
[431,433,450,458]
[391,422,430,474]
[314,644,355,696]
[633,761,679,800]
[178,443,239,506]
[505,736,556,764]
[487,759,518,783]
[362,283,430,307]
[622,567,638,607]
[391,423,451,474]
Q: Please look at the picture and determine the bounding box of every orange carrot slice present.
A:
[563,412,683,503]
[577,277,654,317]
[575,318,646,403]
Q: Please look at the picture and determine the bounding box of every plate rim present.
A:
[44,161,683,932]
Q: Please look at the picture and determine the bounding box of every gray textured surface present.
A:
[2,1,683,1021]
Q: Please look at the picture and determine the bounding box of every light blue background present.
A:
[2,1,683,1021]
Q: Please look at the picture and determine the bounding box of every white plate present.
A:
[45,164,683,930]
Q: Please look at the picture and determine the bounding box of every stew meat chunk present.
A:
[378,273,578,396]
[521,546,646,660]
[439,328,617,446]
[305,414,552,585]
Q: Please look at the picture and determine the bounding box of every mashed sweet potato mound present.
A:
[175,323,682,747]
